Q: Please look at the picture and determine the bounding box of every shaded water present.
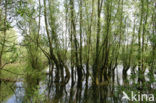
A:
[1,65,156,103]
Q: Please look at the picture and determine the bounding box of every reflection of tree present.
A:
[69,85,74,103]
[82,83,88,103]
[76,81,82,103]
[0,82,15,102]
[24,72,40,103]
[53,85,64,103]
[47,81,65,103]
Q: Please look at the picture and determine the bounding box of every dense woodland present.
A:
[0,0,156,103]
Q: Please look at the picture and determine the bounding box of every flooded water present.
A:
[1,65,156,103]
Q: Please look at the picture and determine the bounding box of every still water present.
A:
[1,65,156,103]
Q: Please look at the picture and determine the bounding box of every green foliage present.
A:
[0,0,156,102]
[0,29,18,64]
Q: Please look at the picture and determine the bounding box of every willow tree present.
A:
[43,0,70,84]
[137,0,149,84]
[149,1,156,80]
[110,0,125,82]
[0,0,7,72]
[15,0,42,70]
[101,0,113,82]
[92,0,103,85]
[0,0,17,81]
[84,0,95,84]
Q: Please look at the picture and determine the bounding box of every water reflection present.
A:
[23,73,40,103]
[5,82,24,103]
[1,66,156,103]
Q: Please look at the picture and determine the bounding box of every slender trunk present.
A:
[69,0,82,83]
[43,0,53,56]
[69,0,74,85]
[141,0,148,81]
[79,0,82,69]
[78,0,83,83]
[43,0,61,83]
[130,20,136,81]
[150,5,156,80]
[102,0,112,82]
[138,0,144,85]
[93,0,103,84]
[37,0,41,48]
[86,0,94,84]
